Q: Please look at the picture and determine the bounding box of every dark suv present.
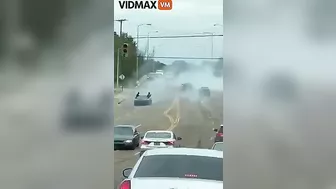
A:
[213,125,223,142]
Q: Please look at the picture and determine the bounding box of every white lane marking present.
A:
[134,152,140,155]
[209,136,215,140]
[135,124,141,128]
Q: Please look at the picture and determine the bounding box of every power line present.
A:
[138,56,223,60]
[137,34,223,39]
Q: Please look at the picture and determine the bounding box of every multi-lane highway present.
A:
[113,86,223,188]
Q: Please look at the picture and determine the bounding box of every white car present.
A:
[139,130,182,156]
[118,148,223,189]
[211,142,223,151]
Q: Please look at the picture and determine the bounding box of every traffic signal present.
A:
[122,43,128,57]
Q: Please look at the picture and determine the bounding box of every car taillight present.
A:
[141,140,149,145]
[167,141,174,145]
[119,180,131,189]
[216,133,223,137]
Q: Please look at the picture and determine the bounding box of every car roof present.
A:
[144,148,223,158]
[145,130,173,134]
[115,125,135,128]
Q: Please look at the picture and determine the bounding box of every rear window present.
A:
[134,155,223,181]
[145,132,172,139]
[114,127,133,135]
[219,126,223,133]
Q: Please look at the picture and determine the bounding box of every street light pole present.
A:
[203,32,214,58]
[136,23,151,81]
[211,33,214,58]
[147,30,158,72]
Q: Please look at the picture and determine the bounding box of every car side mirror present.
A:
[122,168,132,178]
[213,128,218,132]
[177,137,182,140]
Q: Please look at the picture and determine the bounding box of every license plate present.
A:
[154,142,160,145]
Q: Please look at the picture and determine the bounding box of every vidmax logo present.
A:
[119,0,173,10]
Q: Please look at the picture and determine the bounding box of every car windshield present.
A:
[213,143,223,151]
[114,126,133,136]
[145,132,172,139]
[134,155,223,181]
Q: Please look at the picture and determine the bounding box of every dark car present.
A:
[181,83,193,91]
[199,87,211,97]
[62,88,112,130]
[114,125,141,150]
[134,92,152,106]
[213,124,223,143]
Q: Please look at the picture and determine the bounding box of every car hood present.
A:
[129,178,222,189]
[114,135,133,140]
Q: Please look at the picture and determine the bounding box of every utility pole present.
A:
[136,26,140,81]
[115,19,127,37]
[114,19,127,89]
[152,47,155,72]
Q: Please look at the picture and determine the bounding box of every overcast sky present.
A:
[114,0,223,64]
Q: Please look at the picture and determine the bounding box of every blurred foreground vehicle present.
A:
[139,130,182,157]
[212,124,223,143]
[211,142,223,151]
[62,88,113,130]
[119,148,223,189]
[199,87,211,98]
[134,92,152,106]
[114,125,141,150]
[181,83,193,91]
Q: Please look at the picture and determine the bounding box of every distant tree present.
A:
[171,60,189,74]
[114,33,165,83]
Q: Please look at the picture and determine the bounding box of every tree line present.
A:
[114,32,166,84]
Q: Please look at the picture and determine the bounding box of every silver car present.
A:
[119,148,223,189]
[139,130,182,156]
[134,92,152,106]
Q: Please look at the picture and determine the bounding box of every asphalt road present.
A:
[113,88,223,188]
